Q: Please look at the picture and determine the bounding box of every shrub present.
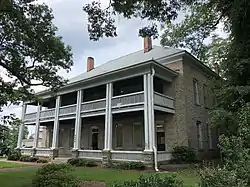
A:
[171,146,196,164]
[20,156,38,162]
[112,174,184,187]
[31,163,80,187]
[116,162,146,170]
[85,160,98,167]
[37,159,48,163]
[7,151,21,161]
[67,158,86,167]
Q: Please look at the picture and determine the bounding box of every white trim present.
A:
[79,150,102,153]
[33,104,41,148]
[111,102,144,109]
[111,91,144,99]
[17,104,27,148]
[59,104,77,109]
[82,98,106,105]
[81,107,106,113]
[51,96,61,149]
[154,106,175,114]
[112,107,144,114]
[110,150,143,154]
[143,74,149,151]
[154,92,174,100]
[81,112,106,118]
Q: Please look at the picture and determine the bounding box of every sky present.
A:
[1,0,162,133]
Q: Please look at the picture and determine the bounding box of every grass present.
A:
[0,161,30,169]
[0,166,200,187]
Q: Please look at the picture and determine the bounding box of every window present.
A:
[115,124,123,148]
[196,121,203,149]
[69,128,75,148]
[203,84,208,108]
[193,79,200,105]
[206,123,213,149]
[133,123,143,148]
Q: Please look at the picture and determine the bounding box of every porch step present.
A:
[53,157,71,164]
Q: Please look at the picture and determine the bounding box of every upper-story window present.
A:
[193,79,200,105]
[113,76,143,96]
[154,77,164,94]
[83,85,106,102]
[196,121,203,149]
[203,84,208,108]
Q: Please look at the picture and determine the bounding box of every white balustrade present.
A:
[111,151,143,162]
[112,91,144,108]
[20,148,33,156]
[40,108,55,118]
[157,151,172,162]
[81,98,106,112]
[24,112,37,121]
[154,92,174,109]
[35,148,51,157]
[59,104,77,115]
[78,150,103,160]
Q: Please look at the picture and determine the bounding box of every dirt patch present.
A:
[81,181,106,187]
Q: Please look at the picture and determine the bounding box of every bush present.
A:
[116,162,146,170]
[112,174,183,187]
[171,146,196,164]
[32,163,80,187]
[67,158,97,167]
[200,166,248,187]
[85,161,98,167]
[7,151,21,161]
[37,159,48,163]
[19,156,38,162]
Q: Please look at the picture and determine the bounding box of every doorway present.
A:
[91,127,99,150]
[156,123,166,151]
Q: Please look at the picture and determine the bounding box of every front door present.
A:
[92,133,99,150]
[157,132,166,151]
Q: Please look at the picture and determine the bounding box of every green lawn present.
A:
[0,161,30,169]
[0,167,200,187]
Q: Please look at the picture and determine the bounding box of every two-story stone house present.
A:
[17,36,219,166]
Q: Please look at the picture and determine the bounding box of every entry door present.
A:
[92,133,99,150]
[157,132,166,151]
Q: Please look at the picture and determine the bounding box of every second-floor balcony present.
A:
[24,75,175,124]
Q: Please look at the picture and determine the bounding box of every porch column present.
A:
[104,83,113,150]
[143,74,150,151]
[147,72,155,151]
[51,95,61,150]
[33,103,42,148]
[17,103,27,149]
[73,90,83,150]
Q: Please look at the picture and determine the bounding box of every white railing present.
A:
[78,150,103,160]
[154,92,174,109]
[157,151,172,162]
[59,104,77,115]
[112,91,144,108]
[40,108,55,118]
[24,112,37,121]
[81,98,106,112]
[111,151,143,162]
[20,148,33,156]
[35,148,51,157]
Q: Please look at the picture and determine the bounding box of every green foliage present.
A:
[112,174,184,187]
[19,156,38,162]
[115,162,146,170]
[83,0,191,41]
[171,146,196,164]
[200,166,248,187]
[7,150,21,161]
[31,163,80,187]
[36,159,48,163]
[0,0,73,114]
[67,158,97,167]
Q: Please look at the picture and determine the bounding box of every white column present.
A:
[51,96,61,149]
[104,83,113,150]
[147,73,155,150]
[143,74,150,151]
[17,103,27,148]
[73,90,83,150]
[33,104,41,148]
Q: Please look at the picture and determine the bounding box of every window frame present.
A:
[203,84,208,108]
[206,123,213,149]
[132,122,143,149]
[193,79,200,105]
[115,124,123,149]
[196,121,203,150]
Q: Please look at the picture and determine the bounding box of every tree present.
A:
[82,0,193,41]
[0,0,73,114]
[160,1,230,69]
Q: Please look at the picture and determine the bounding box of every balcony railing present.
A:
[40,108,55,118]
[59,104,77,115]
[111,151,143,162]
[154,92,174,109]
[20,148,33,156]
[24,112,37,122]
[78,150,103,160]
[112,91,144,108]
[81,98,106,112]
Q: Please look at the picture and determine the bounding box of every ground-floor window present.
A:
[115,124,123,148]
[133,123,143,148]
[156,123,166,151]
[196,121,203,149]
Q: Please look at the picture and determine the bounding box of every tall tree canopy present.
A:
[0,0,73,113]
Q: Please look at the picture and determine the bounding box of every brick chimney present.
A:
[87,57,94,72]
[144,36,152,53]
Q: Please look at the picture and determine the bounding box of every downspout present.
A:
[151,66,159,172]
